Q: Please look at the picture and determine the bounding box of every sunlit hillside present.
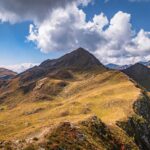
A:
[0,69,140,141]
[1,49,149,150]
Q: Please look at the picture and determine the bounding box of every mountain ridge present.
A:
[18,48,106,83]
[40,47,105,69]
[0,48,150,150]
[122,63,150,91]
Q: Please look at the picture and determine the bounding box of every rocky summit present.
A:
[40,48,104,70]
[18,48,106,84]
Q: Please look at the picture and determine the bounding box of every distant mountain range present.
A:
[106,61,150,70]
[106,63,131,70]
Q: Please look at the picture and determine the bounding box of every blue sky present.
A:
[0,22,63,66]
[83,0,150,31]
[0,0,150,72]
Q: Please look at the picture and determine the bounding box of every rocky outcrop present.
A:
[0,116,138,150]
[41,116,122,150]
[117,91,150,150]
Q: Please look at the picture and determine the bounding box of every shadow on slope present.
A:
[123,63,150,92]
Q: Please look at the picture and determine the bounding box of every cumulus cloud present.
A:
[95,11,150,65]
[0,0,150,65]
[0,0,91,23]
[27,4,108,52]
[126,29,150,56]
[27,5,150,65]
[2,63,38,73]
[95,11,132,62]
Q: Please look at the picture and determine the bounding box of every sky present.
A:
[0,0,150,72]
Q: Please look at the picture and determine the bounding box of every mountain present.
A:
[40,47,104,70]
[122,63,150,91]
[106,61,150,70]
[139,61,150,68]
[106,63,120,69]
[0,68,17,80]
[19,48,106,83]
[1,48,150,149]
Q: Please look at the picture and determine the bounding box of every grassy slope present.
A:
[0,70,141,140]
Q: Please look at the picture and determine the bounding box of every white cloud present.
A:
[94,11,133,64]
[126,29,150,55]
[27,4,108,52]
[27,6,150,65]
[2,63,39,73]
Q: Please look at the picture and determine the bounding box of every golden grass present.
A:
[0,70,141,140]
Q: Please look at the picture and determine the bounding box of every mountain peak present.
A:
[62,47,94,58]
[72,47,90,54]
[74,47,87,51]
[40,48,105,70]
[132,62,145,68]
[20,48,106,83]
[124,63,148,72]
[56,48,104,69]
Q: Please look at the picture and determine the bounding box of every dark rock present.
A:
[122,63,150,91]
[117,92,150,150]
